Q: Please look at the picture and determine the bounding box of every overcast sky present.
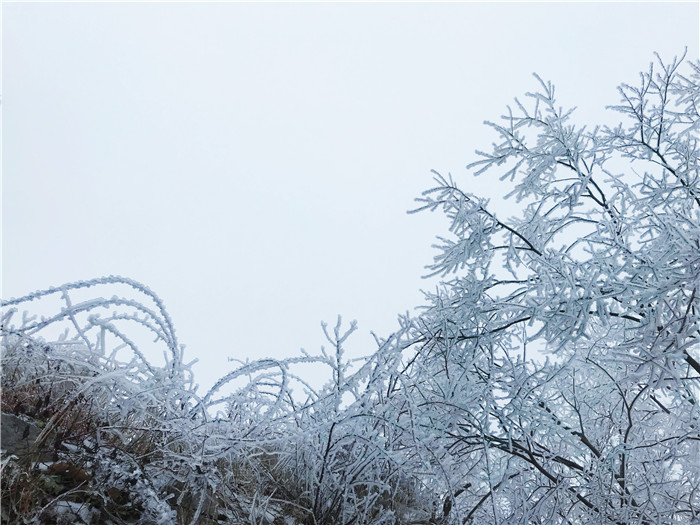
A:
[4,2,698,392]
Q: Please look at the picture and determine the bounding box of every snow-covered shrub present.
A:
[1,279,433,524]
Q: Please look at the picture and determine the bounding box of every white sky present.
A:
[3,2,698,392]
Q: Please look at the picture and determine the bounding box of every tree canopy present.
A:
[401,51,700,524]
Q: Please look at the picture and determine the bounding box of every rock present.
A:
[1,412,43,459]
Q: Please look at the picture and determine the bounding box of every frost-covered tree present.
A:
[397,52,700,524]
